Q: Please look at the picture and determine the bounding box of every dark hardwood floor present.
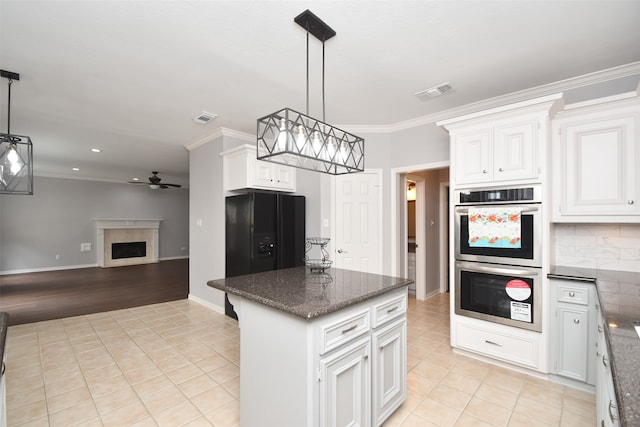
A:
[0,259,189,326]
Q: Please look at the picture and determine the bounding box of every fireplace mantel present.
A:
[94,219,163,267]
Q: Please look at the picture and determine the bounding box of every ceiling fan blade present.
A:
[127,181,147,184]
[163,183,182,188]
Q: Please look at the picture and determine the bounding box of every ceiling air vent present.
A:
[414,82,453,99]
[193,111,219,124]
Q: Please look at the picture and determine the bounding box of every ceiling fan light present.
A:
[149,184,161,190]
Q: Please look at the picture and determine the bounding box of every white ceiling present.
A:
[1,1,640,188]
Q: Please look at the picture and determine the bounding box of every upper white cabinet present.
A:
[222,144,296,192]
[552,96,640,222]
[439,93,564,186]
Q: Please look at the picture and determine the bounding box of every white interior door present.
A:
[407,174,426,300]
[333,171,382,273]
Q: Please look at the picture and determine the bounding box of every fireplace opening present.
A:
[112,241,147,260]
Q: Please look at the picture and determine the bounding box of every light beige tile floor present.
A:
[5,293,596,426]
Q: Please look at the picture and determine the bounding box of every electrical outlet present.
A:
[180,246,187,251]
[80,243,92,252]
[55,254,60,260]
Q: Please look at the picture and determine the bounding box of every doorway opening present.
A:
[391,162,450,300]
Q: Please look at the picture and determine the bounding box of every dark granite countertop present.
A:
[549,266,640,427]
[1,312,8,369]
[208,266,412,320]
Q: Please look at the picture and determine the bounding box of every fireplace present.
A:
[94,219,162,267]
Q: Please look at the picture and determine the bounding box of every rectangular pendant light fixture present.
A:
[1,70,34,195]
[256,10,365,175]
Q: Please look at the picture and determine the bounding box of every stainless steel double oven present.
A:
[454,184,542,332]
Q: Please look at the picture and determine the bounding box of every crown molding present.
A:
[185,127,254,151]
[342,61,640,134]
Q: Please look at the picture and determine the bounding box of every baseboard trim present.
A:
[1,257,189,276]
[188,294,224,314]
[0,263,98,276]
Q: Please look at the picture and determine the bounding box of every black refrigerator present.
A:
[225,192,305,318]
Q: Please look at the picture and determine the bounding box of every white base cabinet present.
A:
[549,279,597,385]
[596,311,621,427]
[229,288,407,427]
[552,96,640,222]
[222,144,296,192]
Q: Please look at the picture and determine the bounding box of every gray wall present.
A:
[0,176,189,273]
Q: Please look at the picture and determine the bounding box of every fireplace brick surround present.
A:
[94,219,162,267]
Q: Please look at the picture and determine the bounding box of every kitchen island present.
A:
[208,267,412,427]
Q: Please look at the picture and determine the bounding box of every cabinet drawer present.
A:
[320,309,370,355]
[456,322,538,369]
[557,285,589,305]
[372,293,407,328]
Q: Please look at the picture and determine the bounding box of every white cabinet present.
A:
[372,318,406,426]
[552,96,640,222]
[230,287,407,427]
[453,120,537,184]
[596,311,621,427]
[455,318,540,369]
[549,279,596,385]
[438,93,563,186]
[320,337,371,427]
[222,144,296,192]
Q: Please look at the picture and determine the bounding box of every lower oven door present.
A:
[455,261,542,332]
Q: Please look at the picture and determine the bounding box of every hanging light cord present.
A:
[6,78,13,135]
[322,37,326,122]
[306,28,309,117]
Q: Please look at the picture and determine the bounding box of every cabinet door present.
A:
[372,319,406,426]
[454,129,492,184]
[272,164,295,191]
[555,305,589,381]
[320,337,371,427]
[562,115,638,216]
[254,159,275,188]
[493,121,537,182]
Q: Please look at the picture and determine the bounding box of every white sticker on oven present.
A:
[505,279,531,301]
[511,302,532,322]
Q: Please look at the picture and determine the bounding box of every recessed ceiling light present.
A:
[193,111,218,124]
[132,178,139,181]
[72,167,80,171]
[91,148,101,153]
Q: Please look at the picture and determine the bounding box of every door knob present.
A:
[337,249,348,254]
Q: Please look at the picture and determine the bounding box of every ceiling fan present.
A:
[128,171,182,189]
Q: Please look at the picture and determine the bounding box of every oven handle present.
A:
[456,262,540,277]
[455,206,540,214]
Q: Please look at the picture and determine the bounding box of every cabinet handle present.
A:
[601,420,606,427]
[498,167,504,172]
[602,355,609,368]
[629,200,635,205]
[341,324,357,334]
[598,325,603,333]
[609,400,618,421]
[573,318,580,324]
[485,340,502,347]
[387,306,398,314]
[568,292,575,297]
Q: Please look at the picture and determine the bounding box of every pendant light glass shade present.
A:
[0,135,33,194]
[257,108,364,175]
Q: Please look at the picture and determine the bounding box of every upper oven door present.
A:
[455,203,542,267]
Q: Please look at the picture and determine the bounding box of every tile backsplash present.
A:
[552,224,640,272]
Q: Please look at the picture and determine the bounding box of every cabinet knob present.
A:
[573,318,580,324]
[482,170,488,174]
[569,292,575,297]
[498,167,504,172]
[602,355,609,368]
[629,200,635,205]
[598,325,603,333]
